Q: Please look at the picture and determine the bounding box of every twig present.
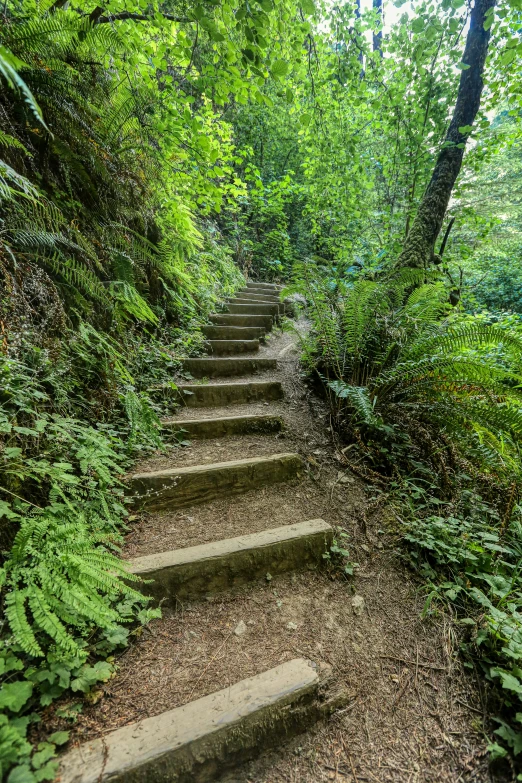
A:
[187,632,232,699]
[455,698,483,715]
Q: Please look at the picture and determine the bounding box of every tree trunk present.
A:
[397,0,496,269]
[373,0,383,53]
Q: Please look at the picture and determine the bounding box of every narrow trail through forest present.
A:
[58,287,491,783]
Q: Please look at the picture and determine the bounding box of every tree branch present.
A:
[93,11,192,24]
[438,216,455,258]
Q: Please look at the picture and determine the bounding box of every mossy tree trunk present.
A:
[397,0,496,269]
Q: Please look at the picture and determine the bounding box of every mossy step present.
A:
[59,658,344,783]
[175,381,283,407]
[129,519,333,602]
[183,357,276,378]
[226,302,280,317]
[162,413,283,439]
[205,339,260,355]
[129,453,303,510]
[210,313,274,329]
[202,325,266,341]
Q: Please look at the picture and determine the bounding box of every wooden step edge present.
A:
[246,281,283,288]
[235,292,282,301]
[226,303,280,316]
[183,357,277,378]
[129,519,333,602]
[162,413,284,438]
[174,380,284,407]
[128,453,303,511]
[210,314,275,330]
[202,325,267,340]
[59,658,346,783]
[205,340,259,356]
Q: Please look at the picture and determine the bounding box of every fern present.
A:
[300,261,522,481]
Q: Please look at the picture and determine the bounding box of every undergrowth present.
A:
[290,261,522,771]
[0,260,243,781]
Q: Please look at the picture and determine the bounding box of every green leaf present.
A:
[299,113,312,127]
[48,731,69,746]
[271,59,289,78]
[458,125,473,134]
[301,0,315,13]
[0,681,33,712]
[500,49,516,66]
[456,62,471,70]
[7,765,36,783]
[491,668,522,695]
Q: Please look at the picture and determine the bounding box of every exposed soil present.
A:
[55,318,498,782]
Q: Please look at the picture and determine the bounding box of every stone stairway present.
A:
[59,282,345,783]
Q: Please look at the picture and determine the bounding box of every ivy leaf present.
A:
[0,681,33,712]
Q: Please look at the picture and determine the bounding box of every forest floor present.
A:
[52,321,497,782]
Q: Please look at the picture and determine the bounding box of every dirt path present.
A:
[60,293,492,782]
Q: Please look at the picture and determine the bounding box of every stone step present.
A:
[246,281,282,289]
[129,453,303,510]
[183,357,276,378]
[175,381,283,407]
[235,291,281,302]
[205,339,260,355]
[228,298,285,316]
[227,302,280,317]
[163,413,283,439]
[130,519,333,602]
[202,325,266,341]
[210,313,274,330]
[59,658,344,783]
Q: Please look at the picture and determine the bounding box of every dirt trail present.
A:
[61,310,491,782]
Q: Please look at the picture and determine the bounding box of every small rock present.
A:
[351,595,365,616]
[286,622,298,630]
[234,621,247,637]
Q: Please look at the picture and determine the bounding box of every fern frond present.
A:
[4,589,43,657]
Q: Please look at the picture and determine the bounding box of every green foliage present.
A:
[293,260,522,763]
[401,484,522,762]
[292,262,522,487]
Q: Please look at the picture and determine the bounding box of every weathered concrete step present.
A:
[246,281,282,289]
[163,413,283,439]
[59,658,344,783]
[202,325,266,341]
[130,519,333,602]
[226,302,280,317]
[184,357,276,378]
[210,313,274,330]
[129,453,303,510]
[175,381,283,407]
[228,298,285,316]
[235,291,281,302]
[205,339,260,355]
